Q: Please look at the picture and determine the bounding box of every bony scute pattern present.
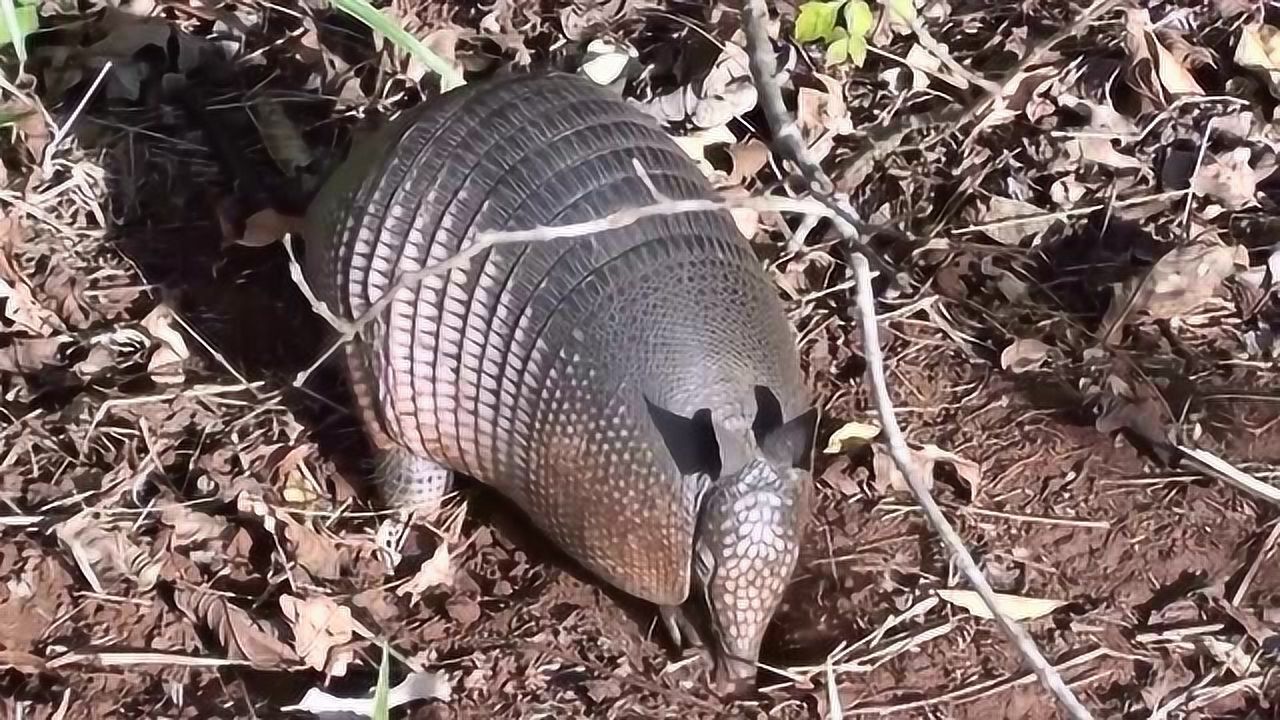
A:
[303,72,818,693]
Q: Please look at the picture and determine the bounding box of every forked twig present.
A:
[739,1,1094,718]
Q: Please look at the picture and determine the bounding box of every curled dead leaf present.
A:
[1000,338,1054,373]
[140,304,190,385]
[670,124,736,180]
[642,43,757,128]
[221,207,303,248]
[159,506,230,549]
[1093,375,1176,461]
[824,420,881,454]
[0,336,73,374]
[281,515,343,581]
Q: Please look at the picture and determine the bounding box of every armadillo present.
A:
[302,72,818,691]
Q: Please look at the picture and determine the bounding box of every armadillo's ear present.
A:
[757,391,819,470]
[645,399,723,478]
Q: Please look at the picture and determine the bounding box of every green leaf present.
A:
[825,30,868,67]
[885,0,917,25]
[824,38,847,66]
[844,1,874,37]
[0,0,38,61]
[846,34,868,66]
[795,1,842,43]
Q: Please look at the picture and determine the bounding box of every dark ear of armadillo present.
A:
[645,399,722,478]
[757,390,819,470]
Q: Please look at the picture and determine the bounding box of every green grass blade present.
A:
[371,643,391,720]
[327,0,464,90]
[0,0,37,66]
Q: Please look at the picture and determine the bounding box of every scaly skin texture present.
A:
[303,72,816,690]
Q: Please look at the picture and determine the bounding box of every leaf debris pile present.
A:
[1,0,1279,718]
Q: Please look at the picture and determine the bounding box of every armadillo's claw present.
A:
[658,604,704,649]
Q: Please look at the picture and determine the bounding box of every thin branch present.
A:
[737,4,901,285]
[739,1,1094,718]
[289,192,865,384]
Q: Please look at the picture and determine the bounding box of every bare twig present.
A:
[737,4,900,284]
[289,192,886,384]
[739,1,1094,717]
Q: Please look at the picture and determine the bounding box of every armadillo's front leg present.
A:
[373,446,455,516]
[344,345,453,516]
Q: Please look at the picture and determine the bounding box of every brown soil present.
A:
[2,1,1279,719]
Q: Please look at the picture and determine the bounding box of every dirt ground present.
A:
[2,0,1279,718]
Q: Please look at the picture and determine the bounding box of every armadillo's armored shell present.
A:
[303,72,810,609]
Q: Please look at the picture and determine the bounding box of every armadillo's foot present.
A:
[371,447,454,518]
[659,604,706,649]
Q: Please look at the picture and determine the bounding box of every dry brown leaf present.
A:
[873,442,983,497]
[55,511,162,593]
[1191,147,1264,210]
[160,506,230,549]
[1000,338,1054,373]
[0,97,50,162]
[1236,23,1280,99]
[1094,375,1175,459]
[937,588,1066,621]
[1072,136,1144,171]
[726,138,769,186]
[670,124,736,180]
[973,195,1056,246]
[279,594,355,675]
[272,443,328,508]
[0,651,47,674]
[223,208,301,248]
[1123,9,1204,106]
[250,99,313,177]
[0,267,62,336]
[1103,239,1248,330]
[282,516,344,580]
[76,13,214,101]
[898,43,943,90]
[0,336,71,374]
[173,587,299,668]
[642,43,756,128]
[396,540,453,599]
